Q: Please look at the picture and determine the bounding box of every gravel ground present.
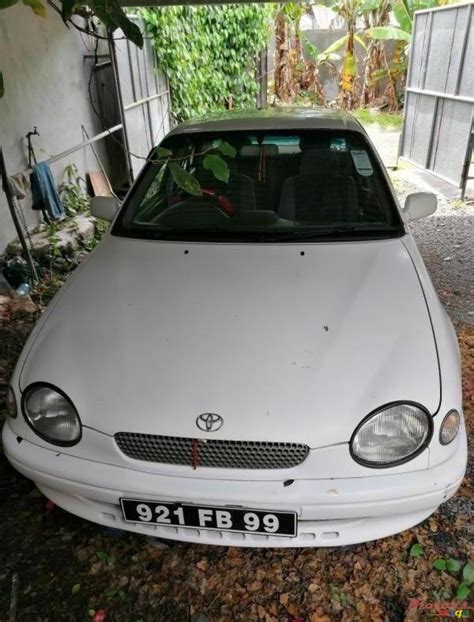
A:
[364,122,474,326]
[396,175,474,326]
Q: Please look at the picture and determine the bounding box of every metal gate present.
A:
[400,2,474,192]
[114,15,173,179]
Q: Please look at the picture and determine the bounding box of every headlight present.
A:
[439,410,460,445]
[22,384,81,446]
[350,402,432,467]
[6,386,17,418]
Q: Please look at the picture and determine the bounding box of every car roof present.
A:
[166,107,364,137]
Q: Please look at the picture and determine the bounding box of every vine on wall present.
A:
[141,5,274,121]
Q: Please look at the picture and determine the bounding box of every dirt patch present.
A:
[0,318,472,621]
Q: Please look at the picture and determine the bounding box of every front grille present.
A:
[115,432,309,469]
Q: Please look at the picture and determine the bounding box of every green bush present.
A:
[141,5,274,121]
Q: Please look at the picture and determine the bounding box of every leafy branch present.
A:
[0,0,143,99]
[156,140,237,197]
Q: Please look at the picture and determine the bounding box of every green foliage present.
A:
[456,583,470,600]
[141,5,274,121]
[431,558,473,600]
[409,543,424,557]
[464,562,474,585]
[353,108,403,129]
[433,558,447,571]
[330,584,352,607]
[203,154,229,183]
[0,0,143,99]
[158,139,236,195]
[168,163,202,197]
[366,0,440,42]
[366,26,411,42]
[0,0,142,46]
[447,559,462,575]
[96,550,116,566]
[58,164,90,216]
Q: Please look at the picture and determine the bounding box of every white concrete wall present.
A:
[0,5,107,252]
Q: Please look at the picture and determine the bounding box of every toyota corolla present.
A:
[3,108,467,547]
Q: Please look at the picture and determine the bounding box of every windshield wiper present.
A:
[260,225,401,242]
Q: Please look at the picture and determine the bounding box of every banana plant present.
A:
[320,0,370,109]
[364,0,440,109]
[366,0,440,43]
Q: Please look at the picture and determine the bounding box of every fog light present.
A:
[439,410,460,445]
[6,386,17,418]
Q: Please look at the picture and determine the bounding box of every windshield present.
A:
[113,129,403,242]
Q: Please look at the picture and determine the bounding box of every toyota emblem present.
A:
[196,413,223,432]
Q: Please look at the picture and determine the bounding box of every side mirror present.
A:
[403,192,437,222]
[91,196,119,222]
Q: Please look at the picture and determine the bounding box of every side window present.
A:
[330,137,347,151]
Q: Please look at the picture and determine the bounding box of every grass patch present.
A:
[353,108,403,130]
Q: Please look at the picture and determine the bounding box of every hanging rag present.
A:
[30,162,64,219]
[9,172,31,199]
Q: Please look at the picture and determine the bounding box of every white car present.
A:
[3,109,467,547]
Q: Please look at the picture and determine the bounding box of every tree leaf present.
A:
[322,35,348,55]
[93,2,144,48]
[22,0,46,17]
[359,0,380,11]
[203,154,230,183]
[114,9,144,48]
[168,162,202,196]
[354,34,367,50]
[96,551,108,563]
[0,0,19,9]
[366,26,411,43]
[61,0,80,20]
[447,559,462,574]
[433,559,447,571]
[301,33,319,61]
[72,583,81,594]
[410,543,424,557]
[214,140,236,158]
[156,146,172,158]
[0,72,4,99]
[393,0,412,34]
[456,582,470,600]
[463,562,474,585]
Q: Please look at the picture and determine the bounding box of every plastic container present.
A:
[15,282,31,297]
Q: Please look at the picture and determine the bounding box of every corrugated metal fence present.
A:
[114,16,172,179]
[400,2,474,192]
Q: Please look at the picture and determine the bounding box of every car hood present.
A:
[20,235,440,448]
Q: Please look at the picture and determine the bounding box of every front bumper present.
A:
[3,423,467,547]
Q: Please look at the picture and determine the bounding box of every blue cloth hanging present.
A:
[30,162,64,219]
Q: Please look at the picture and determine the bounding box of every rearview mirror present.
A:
[91,196,120,222]
[403,192,437,222]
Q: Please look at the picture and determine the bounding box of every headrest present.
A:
[240,144,279,157]
[299,148,337,177]
[299,135,331,152]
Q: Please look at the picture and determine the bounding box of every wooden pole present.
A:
[0,146,39,283]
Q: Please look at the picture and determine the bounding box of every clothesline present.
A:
[18,123,123,177]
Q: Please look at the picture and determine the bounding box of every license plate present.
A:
[120,499,297,537]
